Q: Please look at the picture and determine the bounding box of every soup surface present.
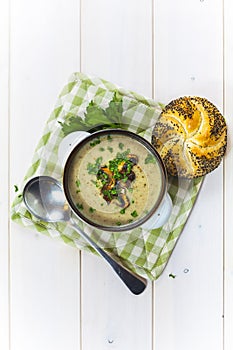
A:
[67,132,163,229]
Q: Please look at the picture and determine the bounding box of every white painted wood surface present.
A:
[1,0,232,349]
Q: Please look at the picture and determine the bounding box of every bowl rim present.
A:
[63,129,168,232]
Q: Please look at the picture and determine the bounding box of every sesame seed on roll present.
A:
[151,96,227,178]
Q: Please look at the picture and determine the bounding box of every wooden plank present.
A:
[10,0,81,181]
[153,1,224,349]
[10,0,81,349]
[223,1,233,349]
[0,1,10,349]
[81,1,153,349]
[154,169,224,350]
[154,0,223,106]
[10,228,81,350]
[82,252,152,350]
[81,0,153,97]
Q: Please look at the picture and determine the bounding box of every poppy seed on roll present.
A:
[151,96,227,178]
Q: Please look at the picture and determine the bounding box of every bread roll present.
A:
[151,96,227,178]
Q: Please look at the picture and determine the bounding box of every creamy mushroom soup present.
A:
[66,132,163,229]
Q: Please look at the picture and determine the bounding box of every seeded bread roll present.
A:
[151,96,227,178]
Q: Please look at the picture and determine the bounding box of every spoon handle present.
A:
[69,219,147,295]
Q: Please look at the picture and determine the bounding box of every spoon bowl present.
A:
[23,176,147,295]
[23,176,70,222]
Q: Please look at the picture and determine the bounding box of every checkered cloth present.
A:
[11,72,203,280]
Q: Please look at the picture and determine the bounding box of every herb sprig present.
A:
[59,92,125,136]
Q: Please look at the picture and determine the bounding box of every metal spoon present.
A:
[23,176,147,295]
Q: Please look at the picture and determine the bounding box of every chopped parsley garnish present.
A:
[116,222,122,226]
[89,207,96,213]
[91,179,100,188]
[108,158,132,179]
[118,142,124,150]
[122,176,128,183]
[97,155,137,205]
[116,149,130,159]
[75,180,81,193]
[99,147,105,151]
[145,153,156,164]
[87,156,103,175]
[107,146,113,153]
[76,203,84,210]
[102,188,118,201]
[107,134,113,142]
[90,137,101,147]
[120,208,126,214]
[14,184,22,198]
[131,210,138,218]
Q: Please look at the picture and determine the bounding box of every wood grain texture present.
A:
[80,1,153,349]
[0,1,10,349]
[153,1,224,349]
[0,0,231,349]
[9,0,81,349]
[154,169,224,350]
[154,0,223,107]
[223,1,233,349]
[81,252,152,350]
[10,228,81,350]
[81,0,153,97]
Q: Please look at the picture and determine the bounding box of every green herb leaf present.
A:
[58,115,90,136]
[90,137,101,147]
[14,185,19,192]
[87,157,103,175]
[76,203,84,210]
[89,207,96,213]
[145,153,156,164]
[116,149,130,159]
[131,210,138,218]
[75,180,81,193]
[85,101,111,126]
[59,93,124,136]
[105,92,124,124]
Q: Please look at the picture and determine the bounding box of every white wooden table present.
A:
[1,1,233,349]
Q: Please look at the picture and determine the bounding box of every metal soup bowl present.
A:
[63,129,172,232]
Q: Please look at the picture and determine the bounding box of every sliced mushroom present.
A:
[117,193,130,209]
[126,154,138,165]
[127,171,136,182]
[101,186,117,203]
[97,167,115,189]
[116,179,131,189]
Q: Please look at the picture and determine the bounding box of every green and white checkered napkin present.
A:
[11,72,203,280]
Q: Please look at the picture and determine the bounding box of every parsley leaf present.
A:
[59,92,124,136]
[145,153,156,164]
